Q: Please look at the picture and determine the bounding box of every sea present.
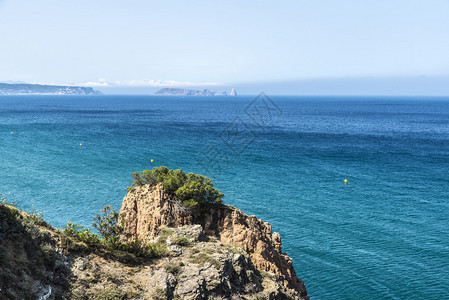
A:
[1,95,448,299]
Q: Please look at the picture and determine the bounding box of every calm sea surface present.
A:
[1,95,448,299]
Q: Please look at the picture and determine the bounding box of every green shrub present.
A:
[130,167,224,207]
[0,196,48,227]
[114,239,167,258]
[189,253,220,269]
[64,205,168,259]
[85,285,126,300]
[157,227,175,244]
[63,223,100,245]
[92,205,123,249]
[163,261,181,275]
[146,242,169,257]
[171,235,192,247]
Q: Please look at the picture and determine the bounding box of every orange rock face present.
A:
[119,184,307,296]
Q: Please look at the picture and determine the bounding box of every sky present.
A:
[0,0,448,95]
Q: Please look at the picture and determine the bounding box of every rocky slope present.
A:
[119,183,308,298]
[0,187,308,299]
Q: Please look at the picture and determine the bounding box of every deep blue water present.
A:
[1,95,449,299]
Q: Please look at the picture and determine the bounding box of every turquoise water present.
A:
[1,95,449,299]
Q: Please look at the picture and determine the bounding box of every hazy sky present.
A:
[0,0,448,94]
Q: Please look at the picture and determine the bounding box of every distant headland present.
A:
[154,87,237,96]
[0,82,102,95]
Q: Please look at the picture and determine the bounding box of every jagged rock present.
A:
[73,257,87,271]
[119,183,308,298]
[148,269,177,299]
[168,244,183,257]
[151,226,305,299]
[174,224,204,242]
[0,204,72,299]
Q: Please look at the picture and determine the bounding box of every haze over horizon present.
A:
[1,0,448,95]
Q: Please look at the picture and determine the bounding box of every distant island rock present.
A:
[154,88,216,96]
[154,87,238,96]
[0,83,102,95]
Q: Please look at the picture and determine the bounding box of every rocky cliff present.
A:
[119,183,308,298]
[0,185,308,300]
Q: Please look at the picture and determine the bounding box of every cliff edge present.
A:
[120,183,308,298]
[0,186,308,299]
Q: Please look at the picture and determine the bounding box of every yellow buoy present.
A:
[80,143,83,146]
[344,179,348,184]
[151,159,154,163]
[11,132,13,134]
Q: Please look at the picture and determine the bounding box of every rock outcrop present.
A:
[138,224,304,299]
[0,203,308,299]
[119,183,308,298]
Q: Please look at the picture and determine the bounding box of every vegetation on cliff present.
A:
[119,183,309,297]
[0,200,69,299]
[0,201,305,299]
[130,166,224,207]
[0,168,308,299]
[63,205,167,260]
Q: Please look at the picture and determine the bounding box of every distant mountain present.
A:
[154,88,237,96]
[0,83,102,95]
